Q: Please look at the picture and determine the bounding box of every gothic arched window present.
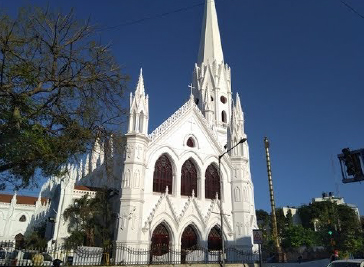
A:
[153,155,173,194]
[205,164,220,199]
[221,111,227,123]
[208,226,222,250]
[139,112,144,133]
[187,137,194,148]
[181,159,197,197]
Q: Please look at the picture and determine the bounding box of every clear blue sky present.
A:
[1,0,364,215]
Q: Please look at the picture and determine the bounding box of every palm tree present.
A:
[63,194,98,247]
[63,188,114,248]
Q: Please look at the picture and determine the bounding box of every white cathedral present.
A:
[115,0,258,252]
[0,0,258,256]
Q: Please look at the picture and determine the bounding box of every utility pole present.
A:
[264,137,282,262]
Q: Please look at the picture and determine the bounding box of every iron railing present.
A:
[0,240,258,266]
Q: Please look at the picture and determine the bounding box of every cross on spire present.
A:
[188,83,195,96]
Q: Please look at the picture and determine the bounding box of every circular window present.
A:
[220,96,227,103]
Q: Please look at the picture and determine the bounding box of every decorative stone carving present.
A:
[234,187,241,202]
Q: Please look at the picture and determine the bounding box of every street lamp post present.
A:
[218,138,247,267]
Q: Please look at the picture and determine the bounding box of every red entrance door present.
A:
[181,225,198,250]
[208,226,222,250]
[151,224,170,256]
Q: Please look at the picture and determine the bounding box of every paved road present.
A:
[263,258,330,267]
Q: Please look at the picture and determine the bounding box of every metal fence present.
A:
[0,240,258,266]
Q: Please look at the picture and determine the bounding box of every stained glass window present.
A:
[205,164,220,199]
[153,155,173,194]
[181,159,197,197]
[187,137,194,148]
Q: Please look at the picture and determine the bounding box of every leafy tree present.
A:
[256,209,270,230]
[24,222,47,249]
[298,201,363,255]
[285,209,293,228]
[63,194,98,247]
[275,208,286,235]
[0,6,128,190]
[281,225,318,250]
[63,189,114,248]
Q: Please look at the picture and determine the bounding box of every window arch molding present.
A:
[179,153,203,197]
[150,218,176,246]
[204,157,230,183]
[178,222,202,248]
[178,220,203,243]
[148,147,178,193]
[179,153,203,176]
[183,134,199,149]
[204,222,228,242]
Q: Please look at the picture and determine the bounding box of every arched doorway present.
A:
[181,225,198,263]
[208,226,222,250]
[151,224,170,256]
[15,233,24,249]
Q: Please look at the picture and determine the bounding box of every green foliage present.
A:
[0,6,128,189]
[63,189,114,248]
[281,225,318,250]
[256,209,269,230]
[298,201,363,255]
[24,222,47,249]
[275,208,286,235]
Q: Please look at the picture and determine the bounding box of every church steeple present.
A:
[128,68,149,135]
[198,0,224,65]
[192,0,231,147]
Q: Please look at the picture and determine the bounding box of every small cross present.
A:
[188,83,195,96]
[188,118,196,131]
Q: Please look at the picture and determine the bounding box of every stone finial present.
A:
[192,189,195,198]
[11,192,17,206]
[165,186,169,194]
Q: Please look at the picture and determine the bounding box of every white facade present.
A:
[0,193,50,242]
[2,0,258,253]
[115,0,258,252]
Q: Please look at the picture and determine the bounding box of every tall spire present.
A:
[135,68,145,96]
[198,0,224,65]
